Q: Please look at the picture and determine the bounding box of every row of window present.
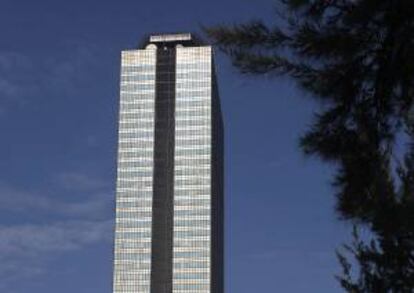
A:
[114,274,151,280]
[176,102,210,110]
[175,156,211,166]
[115,248,210,267]
[118,132,153,140]
[117,206,209,215]
[115,242,151,250]
[115,247,150,253]
[175,111,211,118]
[174,250,210,258]
[120,78,211,88]
[116,213,152,219]
[176,71,211,78]
[119,111,208,121]
[121,84,155,91]
[121,74,155,81]
[117,178,152,184]
[118,141,153,148]
[119,111,154,119]
[174,118,210,127]
[119,107,154,113]
[173,262,210,269]
[172,272,210,280]
[118,149,153,156]
[118,128,154,135]
[174,219,210,227]
[118,121,210,131]
[174,178,211,185]
[175,168,210,176]
[116,201,152,208]
[119,109,154,117]
[121,65,155,72]
[117,161,152,168]
[114,284,151,291]
[116,196,151,203]
[119,94,153,100]
[114,253,151,260]
[116,231,152,238]
[174,230,210,237]
[119,103,153,112]
[118,170,152,177]
[117,180,152,186]
[176,90,210,97]
[115,235,212,247]
[116,202,153,209]
[176,64,210,70]
[118,121,154,129]
[176,82,210,88]
[117,165,210,174]
[122,53,155,61]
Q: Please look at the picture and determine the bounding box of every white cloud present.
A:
[0,79,18,97]
[0,52,31,71]
[0,220,113,257]
[0,220,113,286]
[0,184,54,211]
[0,183,112,218]
[0,178,114,287]
[0,43,102,112]
[57,171,108,191]
[0,260,45,292]
[0,52,34,105]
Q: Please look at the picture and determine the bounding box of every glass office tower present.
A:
[113,33,224,293]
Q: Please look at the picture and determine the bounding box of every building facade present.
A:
[113,33,224,293]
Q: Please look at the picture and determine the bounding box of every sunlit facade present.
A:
[113,33,224,293]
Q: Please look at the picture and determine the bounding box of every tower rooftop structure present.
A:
[149,33,192,43]
[139,32,204,48]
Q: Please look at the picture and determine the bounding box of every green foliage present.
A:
[206,0,414,291]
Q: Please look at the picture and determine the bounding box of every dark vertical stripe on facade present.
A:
[150,47,176,293]
[211,65,224,293]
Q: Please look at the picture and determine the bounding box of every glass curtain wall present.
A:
[173,47,212,293]
[113,48,157,293]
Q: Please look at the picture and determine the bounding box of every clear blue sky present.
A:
[0,0,351,292]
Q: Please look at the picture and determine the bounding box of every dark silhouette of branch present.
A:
[205,0,414,290]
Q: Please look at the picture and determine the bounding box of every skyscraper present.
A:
[113,33,224,293]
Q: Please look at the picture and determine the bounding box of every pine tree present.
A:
[206,0,414,290]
